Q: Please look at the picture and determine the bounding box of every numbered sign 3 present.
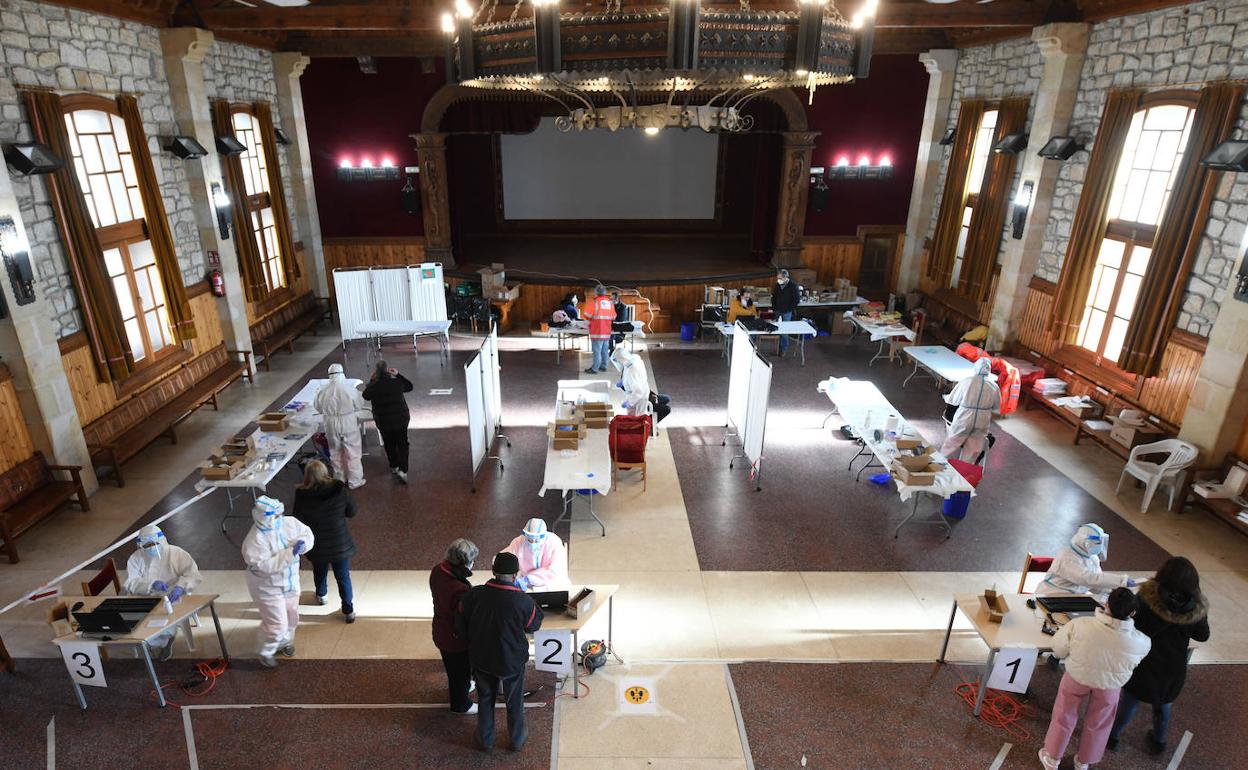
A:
[986,646,1038,695]
[534,629,573,675]
[60,642,107,688]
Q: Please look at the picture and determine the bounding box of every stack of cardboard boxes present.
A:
[548,399,612,450]
[200,434,258,480]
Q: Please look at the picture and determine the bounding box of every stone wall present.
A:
[926,36,1042,249]
[203,40,300,244]
[1030,0,1248,337]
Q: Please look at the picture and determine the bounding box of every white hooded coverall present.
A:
[124,526,202,646]
[314,366,366,488]
[940,358,1000,461]
[503,518,570,590]
[241,499,314,658]
[1036,523,1130,601]
[611,347,651,418]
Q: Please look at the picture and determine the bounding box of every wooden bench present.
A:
[250,292,331,371]
[83,344,251,487]
[1182,453,1248,538]
[0,451,89,564]
[915,293,980,348]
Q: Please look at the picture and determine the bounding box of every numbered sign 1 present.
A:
[534,629,573,675]
[59,642,107,688]
[986,646,1037,694]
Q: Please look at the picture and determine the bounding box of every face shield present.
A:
[522,517,548,547]
[328,363,345,381]
[610,346,632,372]
[136,524,165,559]
[252,495,285,529]
[973,358,993,378]
[1072,523,1109,560]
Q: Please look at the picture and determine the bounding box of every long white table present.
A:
[540,379,620,536]
[352,320,451,366]
[718,319,819,366]
[532,320,646,365]
[844,312,916,366]
[197,378,367,529]
[818,378,974,538]
[902,345,982,388]
[938,592,1057,716]
[755,295,868,311]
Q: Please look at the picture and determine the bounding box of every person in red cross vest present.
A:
[581,284,617,373]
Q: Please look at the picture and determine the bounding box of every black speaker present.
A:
[808,184,830,213]
[3,143,64,176]
[401,184,420,215]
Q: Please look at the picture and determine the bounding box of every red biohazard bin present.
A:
[943,458,983,520]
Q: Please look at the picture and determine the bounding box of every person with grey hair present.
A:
[772,268,801,356]
[430,538,481,714]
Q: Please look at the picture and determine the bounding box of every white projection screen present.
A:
[499,119,719,220]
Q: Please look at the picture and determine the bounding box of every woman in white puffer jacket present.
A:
[1039,587,1151,770]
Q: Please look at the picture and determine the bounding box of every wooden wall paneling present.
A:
[800,238,862,286]
[63,344,120,427]
[1237,414,1248,459]
[323,238,428,298]
[1137,337,1203,426]
[1016,282,1057,356]
[0,367,36,474]
[189,291,226,359]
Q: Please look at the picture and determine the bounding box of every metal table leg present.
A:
[902,359,922,387]
[938,598,958,663]
[799,333,807,366]
[868,338,889,367]
[607,594,624,664]
[71,679,87,709]
[893,493,952,539]
[140,641,167,707]
[572,629,580,699]
[209,601,230,660]
[974,648,997,716]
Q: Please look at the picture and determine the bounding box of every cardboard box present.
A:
[894,452,934,471]
[257,412,290,432]
[981,590,1010,623]
[575,402,613,429]
[1063,401,1103,419]
[894,438,924,451]
[891,459,941,486]
[199,459,244,480]
[567,588,596,619]
[1108,421,1164,449]
[549,421,587,450]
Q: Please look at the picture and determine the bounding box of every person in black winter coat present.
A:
[455,551,543,752]
[362,359,414,483]
[771,269,802,355]
[293,460,358,622]
[1107,557,1210,754]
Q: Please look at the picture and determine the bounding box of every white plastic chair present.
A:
[1115,439,1198,512]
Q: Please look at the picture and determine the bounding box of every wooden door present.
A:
[858,232,899,299]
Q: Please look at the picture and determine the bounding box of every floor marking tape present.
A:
[183,708,199,770]
[1165,730,1194,770]
[724,664,757,770]
[180,702,544,711]
[988,742,1012,770]
[46,717,54,770]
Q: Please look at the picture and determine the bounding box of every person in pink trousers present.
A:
[1040,587,1151,770]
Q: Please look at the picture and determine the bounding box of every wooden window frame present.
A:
[230,105,287,293]
[61,94,184,383]
[1063,92,1198,378]
[949,107,1000,290]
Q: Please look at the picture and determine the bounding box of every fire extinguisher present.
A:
[207,269,225,297]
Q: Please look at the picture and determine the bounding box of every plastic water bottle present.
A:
[162,596,173,615]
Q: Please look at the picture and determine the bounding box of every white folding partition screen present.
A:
[743,349,773,488]
[484,326,503,436]
[333,263,448,342]
[725,321,753,439]
[465,348,487,480]
[466,325,505,489]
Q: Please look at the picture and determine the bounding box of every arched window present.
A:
[1076,96,1196,361]
[231,107,286,292]
[950,109,999,288]
[62,95,172,364]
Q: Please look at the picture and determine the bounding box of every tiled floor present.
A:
[2,330,1247,768]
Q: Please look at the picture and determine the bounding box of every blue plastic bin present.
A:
[680,322,698,341]
[943,491,972,520]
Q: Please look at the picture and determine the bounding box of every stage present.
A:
[453,234,772,285]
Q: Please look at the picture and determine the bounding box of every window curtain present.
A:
[210,99,269,303]
[958,97,1030,304]
[1048,89,1142,344]
[22,89,137,383]
[1117,82,1245,376]
[925,99,986,283]
[253,101,300,284]
[116,94,196,344]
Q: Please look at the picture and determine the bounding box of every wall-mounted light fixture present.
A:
[215,135,246,156]
[163,136,208,160]
[992,133,1028,155]
[1011,180,1034,240]
[1037,135,1084,161]
[1201,139,1248,172]
[336,157,402,182]
[828,154,894,181]
[211,181,231,240]
[3,143,64,176]
[274,128,292,146]
[0,215,36,306]
[667,0,700,71]
[938,127,956,146]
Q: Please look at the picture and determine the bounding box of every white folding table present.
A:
[718,320,818,366]
[756,295,868,312]
[844,312,916,366]
[819,378,974,538]
[902,345,981,388]
[532,321,645,365]
[541,380,619,536]
[353,320,451,366]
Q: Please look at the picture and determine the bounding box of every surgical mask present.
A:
[142,543,161,558]
[525,534,545,547]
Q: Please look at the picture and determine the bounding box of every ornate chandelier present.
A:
[439,0,878,132]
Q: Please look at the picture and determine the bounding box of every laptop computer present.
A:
[96,597,161,615]
[1036,596,1102,616]
[73,609,141,635]
[530,590,569,610]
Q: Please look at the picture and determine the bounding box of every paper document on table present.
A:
[1084,420,1113,431]
[146,619,169,628]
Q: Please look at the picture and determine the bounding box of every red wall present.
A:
[301,54,928,240]
[803,54,929,236]
[301,57,445,238]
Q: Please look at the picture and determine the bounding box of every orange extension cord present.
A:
[150,657,230,708]
[954,668,1038,741]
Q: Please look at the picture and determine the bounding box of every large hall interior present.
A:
[2,0,1248,767]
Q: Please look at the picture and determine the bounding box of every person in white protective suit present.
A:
[1037,523,1136,601]
[123,524,202,659]
[241,496,314,668]
[502,518,569,591]
[939,358,1000,461]
[314,363,366,489]
[611,346,651,418]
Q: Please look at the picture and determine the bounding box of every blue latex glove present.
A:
[169,585,186,603]
[292,540,307,557]
[1126,578,1138,588]
[516,576,531,591]
[150,580,169,593]
[616,380,624,390]
[622,401,631,410]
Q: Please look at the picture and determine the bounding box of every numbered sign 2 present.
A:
[59,642,107,688]
[534,629,573,675]
[986,646,1037,695]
